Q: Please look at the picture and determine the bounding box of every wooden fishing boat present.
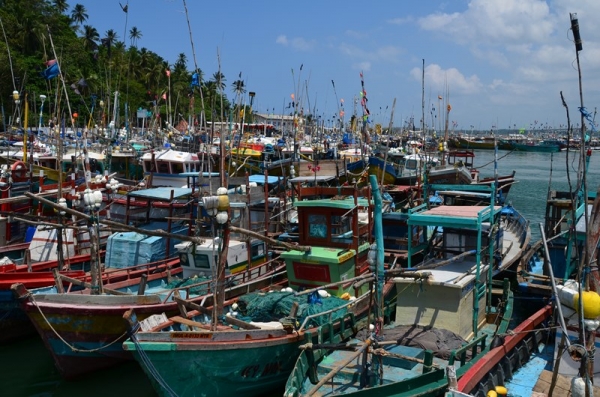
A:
[122,177,400,397]
[283,190,526,397]
[445,304,553,397]
[10,182,290,377]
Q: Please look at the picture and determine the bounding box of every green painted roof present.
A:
[281,246,357,264]
[294,198,370,209]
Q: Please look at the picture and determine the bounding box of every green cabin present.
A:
[281,197,373,297]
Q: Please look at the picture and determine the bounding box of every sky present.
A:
[73,0,600,133]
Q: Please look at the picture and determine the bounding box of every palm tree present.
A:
[212,71,226,93]
[232,79,245,103]
[101,29,118,58]
[81,25,99,51]
[129,26,142,47]
[53,0,69,14]
[71,4,88,27]
[175,53,187,69]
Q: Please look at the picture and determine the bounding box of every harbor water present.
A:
[2,148,600,396]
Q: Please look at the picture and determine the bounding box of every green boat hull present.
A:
[126,338,302,397]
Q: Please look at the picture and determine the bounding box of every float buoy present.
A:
[10,161,28,182]
[573,290,600,319]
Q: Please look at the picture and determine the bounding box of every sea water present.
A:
[2,148,600,397]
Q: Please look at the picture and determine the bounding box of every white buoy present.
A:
[571,376,589,397]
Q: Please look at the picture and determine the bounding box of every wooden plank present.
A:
[170,316,212,332]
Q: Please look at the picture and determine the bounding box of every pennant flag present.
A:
[166,69,171,77]
[119,2,128,13]
[77,78,87,87]
[70,83,81,95]
[190,72,199,87]
[162,93,167,100]
[41,60,59,80]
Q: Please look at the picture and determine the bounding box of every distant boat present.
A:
[501,138,562,153]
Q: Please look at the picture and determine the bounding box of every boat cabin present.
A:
[175,238,267,279]
[280,196,373,296]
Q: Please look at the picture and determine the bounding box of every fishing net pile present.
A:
[235,291,349,328]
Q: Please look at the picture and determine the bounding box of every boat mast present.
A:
[421,59,425,136]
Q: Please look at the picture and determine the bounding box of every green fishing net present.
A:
[235,291,349,327]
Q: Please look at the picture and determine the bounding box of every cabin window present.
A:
[157,162,170,173]
[144,160,154,172]
[194,254,211,269]
[331,215,353,243]
[405,159,418,170]
[251,243,265,260]
[308,214,328,239]
[172,162,184,174]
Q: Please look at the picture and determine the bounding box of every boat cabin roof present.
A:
[294,197,370,210]
[127,187,193,201]
[290,175,335,183]
[408,204,501,228]
[248,175,281,185]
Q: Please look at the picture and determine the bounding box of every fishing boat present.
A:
[283,184,527,396]
[122,176,400,397]
[500,138,562,153]
[449,136,511,151]
[445,304,553,397]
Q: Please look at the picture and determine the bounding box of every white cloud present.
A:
[387,16,413,25]
[275,35,315,51]
[410,64,482,95]
[276,35,288,46]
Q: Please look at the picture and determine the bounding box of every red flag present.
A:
[162,93,167,100]
[166,69,171,77]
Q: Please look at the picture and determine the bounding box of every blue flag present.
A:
[190,72,199,88]
[41,61,59,80]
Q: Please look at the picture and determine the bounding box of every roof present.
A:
[127,187,193,201]
[408,204,500,228]
[294,197,370,209]
[290,175,335,183]
[248,174,281,184]
[178,172,220,178]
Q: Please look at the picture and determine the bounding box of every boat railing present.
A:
[447,332,488,369]
[297,290,371,333]
[158,257,285,303]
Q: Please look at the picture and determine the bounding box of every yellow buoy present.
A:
[495,385,508,396]
[486,391,497,397]
[573,291,600,319]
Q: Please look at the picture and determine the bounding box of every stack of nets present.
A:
[235,291,349,328]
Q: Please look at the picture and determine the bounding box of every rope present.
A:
[499,324,561,337]
[27,291,129,353]
[129,326,179,397]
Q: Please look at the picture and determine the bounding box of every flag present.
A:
[162,93,167,100]
[119,2,128,13]
[438,95,442,100]
[190,72,199,87]
[70,83,80,95]
[166,69,171,77]
[41,60,59,80]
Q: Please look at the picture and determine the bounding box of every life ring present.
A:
[11,161,28,182]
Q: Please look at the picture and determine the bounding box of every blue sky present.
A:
[74,0,600,132]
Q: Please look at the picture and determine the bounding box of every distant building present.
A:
[254,113,302,134]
